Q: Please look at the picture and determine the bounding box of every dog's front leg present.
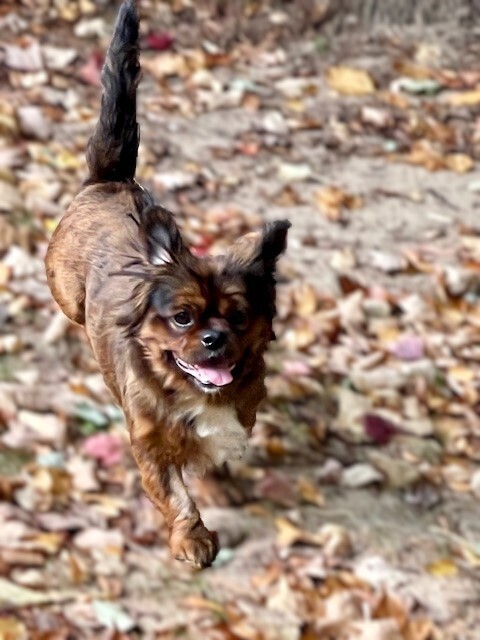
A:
[129,419,219,568]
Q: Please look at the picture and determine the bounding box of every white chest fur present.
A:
[193,405,248,472]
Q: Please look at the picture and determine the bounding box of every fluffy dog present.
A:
[45,0,290,568]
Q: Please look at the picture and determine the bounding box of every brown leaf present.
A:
[297,477,325,507]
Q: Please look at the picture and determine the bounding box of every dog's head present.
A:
[121,206,290,394]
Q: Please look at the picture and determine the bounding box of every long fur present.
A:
[86,0,140,183]
[45,0,290,570]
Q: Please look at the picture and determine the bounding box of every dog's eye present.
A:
[173,310,194,327]
[229,309,248,328]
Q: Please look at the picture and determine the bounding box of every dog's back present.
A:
[45,0,150,325]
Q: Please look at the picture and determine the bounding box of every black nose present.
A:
[201,330,227,351]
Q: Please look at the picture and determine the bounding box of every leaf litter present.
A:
[0,1,479,638]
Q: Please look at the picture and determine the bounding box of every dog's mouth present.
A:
[174,356,235,389]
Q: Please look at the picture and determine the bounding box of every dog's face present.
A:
[125,206,289,394]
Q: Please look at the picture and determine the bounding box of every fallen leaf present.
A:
[342,463,384,488]
[348,619,402,640]
[82,432,124,467]
[79,51,103,86]
[143,52,189,79]
[369,250,407,274]
[5,42,43,72]
[444,90,480,106]
[297,477,325,507]
[275,517,310,547]
[0,617,27,639]
[317,523,353,559]
[73,527,124,552]
[313,186,363,221]
[389,334,424,360]
[42,45,78,70]
[444,153,474,173]
[277,162,312,182]
[0,578,76,607]
[327,66,375,96]
[391,77,441,95]
[17,410,66,444]
[426,558,458,577]
[92,600,136,633]
[255,471,297,507]
[363,414,399,445]
[145,31,174,51]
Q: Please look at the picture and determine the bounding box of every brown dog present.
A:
[45,0,290,568]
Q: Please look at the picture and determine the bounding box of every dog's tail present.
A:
[86,0,140,183]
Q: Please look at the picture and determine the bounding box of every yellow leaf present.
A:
[427,558,458,577]
[285,98,306,113]
[0,617,27,639]
[444,153,474,173]
[326,66,375,96]
[293,283,319,316]
[0,263,11,287]
[445,90,480,106]
[43,218,59,234]
[448,365,475,383]
[275,517,306,547]
[27,532,64,554]
[54,149,81,171]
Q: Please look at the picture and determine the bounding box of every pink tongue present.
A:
[198,367,233,386]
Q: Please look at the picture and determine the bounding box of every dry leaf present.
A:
[426,558,458,577]
[313,186,363,221]
[444,90,480,106]
[444,153,474,173]
[327,66,375,96]
[297,477,325,507]
[0,617,27,639]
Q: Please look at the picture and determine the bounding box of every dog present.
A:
[45,0,290,568]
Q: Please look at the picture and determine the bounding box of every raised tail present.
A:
[86,0,140,183]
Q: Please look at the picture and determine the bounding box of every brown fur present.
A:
[45,0,289,568]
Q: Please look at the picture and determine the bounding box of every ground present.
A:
[1,1,480,639]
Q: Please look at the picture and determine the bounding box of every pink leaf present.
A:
[82,433,124,467]
[79,51,104,86]
[363,413,399,445]
[389,334,424,360]
[282,360,312,377]
[254,471,297,507]
[146,32,174,51]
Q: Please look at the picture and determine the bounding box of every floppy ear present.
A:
[138,205,188,266]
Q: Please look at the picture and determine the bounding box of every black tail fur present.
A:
[86,0,140,183]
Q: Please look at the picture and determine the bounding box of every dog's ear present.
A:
[229,220,290,275]
[256,220,291,272]
[138,205,188,266]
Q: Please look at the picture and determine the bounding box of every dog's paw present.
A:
[170,522,219,569]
